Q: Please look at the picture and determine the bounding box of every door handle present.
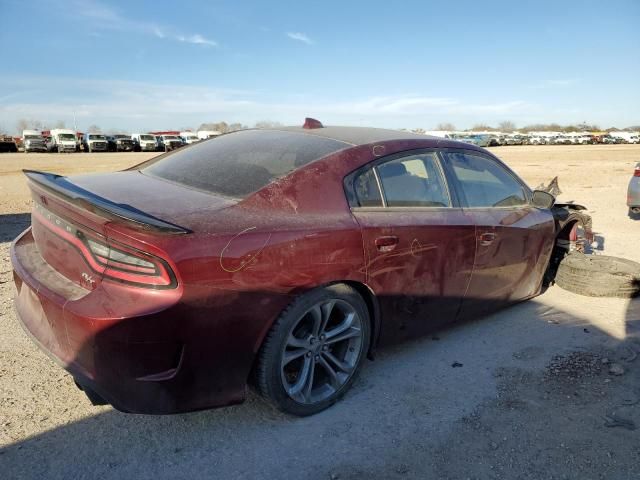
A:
[479,232,497,246]
[375,235,399,252]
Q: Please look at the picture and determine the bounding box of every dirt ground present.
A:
[1,146,639,479]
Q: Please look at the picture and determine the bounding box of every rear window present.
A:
[142,130,348,198]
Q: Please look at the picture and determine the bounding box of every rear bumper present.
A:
[10,228,249,414]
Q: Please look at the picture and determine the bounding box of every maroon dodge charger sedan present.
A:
[12,120,565,415]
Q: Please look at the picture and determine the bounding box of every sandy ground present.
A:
[0,146,639,479]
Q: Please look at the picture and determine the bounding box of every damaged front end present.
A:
[537,177,595,286]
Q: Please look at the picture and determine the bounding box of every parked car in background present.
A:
[487,135,500,147]
[610,131,640,144]
[454,134,492,147]
[602,135,625,144]
[197,130,222,140]
[131,133,157,152]
[107,134,135,152]
[12,122,578,416]
[22,130,47,153]
[47,129,78,153]
[473,134,492,147]
[82,133,109,153]
[0,134,18,152]
[529,136,546,145]
[157,134,184,152]
[180,131,199,145]
[577,135,594,145]
[628,163,640,216]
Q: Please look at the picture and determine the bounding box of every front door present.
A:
[349,151,476,344]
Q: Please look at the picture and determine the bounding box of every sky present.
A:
[1,0,639,134]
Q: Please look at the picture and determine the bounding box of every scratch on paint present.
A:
[219,226,272,273]
[372,145,385,157]
[411,238,438,257]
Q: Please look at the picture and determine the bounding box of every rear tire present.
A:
[555,253,640,298]
[256,284,370,416]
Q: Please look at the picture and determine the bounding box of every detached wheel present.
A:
[256,284,370,416]
[555,253,640,298]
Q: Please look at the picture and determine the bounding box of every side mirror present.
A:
[531,190,555,209]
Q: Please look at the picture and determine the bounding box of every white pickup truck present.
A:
[22,129,47,152]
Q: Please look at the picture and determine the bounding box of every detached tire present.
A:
[555,253,640,298]
[256,284,370,416]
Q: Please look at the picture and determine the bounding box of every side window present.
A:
[445,152,527,207]
[354,168,383,207]
[377,153,450,207]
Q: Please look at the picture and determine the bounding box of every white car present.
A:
[180,131,199,145]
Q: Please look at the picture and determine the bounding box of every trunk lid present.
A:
[25,170,234,291]
[67,171,237,231]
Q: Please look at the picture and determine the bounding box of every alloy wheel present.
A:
[280,299,363,405]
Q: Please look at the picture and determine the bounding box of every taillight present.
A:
[634,167,640,177]
[82,235,176,288]
[33,203,176,289]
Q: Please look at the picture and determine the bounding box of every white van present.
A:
[197,130,221,140]
[47,129,77,153]
[131,133,158,152]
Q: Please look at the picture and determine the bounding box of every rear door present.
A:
[347,150,476,344]
[441,150,556,319]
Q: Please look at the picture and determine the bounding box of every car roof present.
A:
[274,125,437,146]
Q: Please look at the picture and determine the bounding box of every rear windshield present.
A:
[142,129,348,198]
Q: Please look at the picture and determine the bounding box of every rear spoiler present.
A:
[24,170,192,235]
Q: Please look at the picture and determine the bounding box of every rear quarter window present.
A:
[141,130,348,198]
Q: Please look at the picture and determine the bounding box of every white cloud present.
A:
[177,34,217,47]
[153,27,165,39]
[286,32,314,45]
[0,76,542,132]
[73,0,217,48]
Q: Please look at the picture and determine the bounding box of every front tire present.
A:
[555,253,640,298]
[256,284,370,416]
